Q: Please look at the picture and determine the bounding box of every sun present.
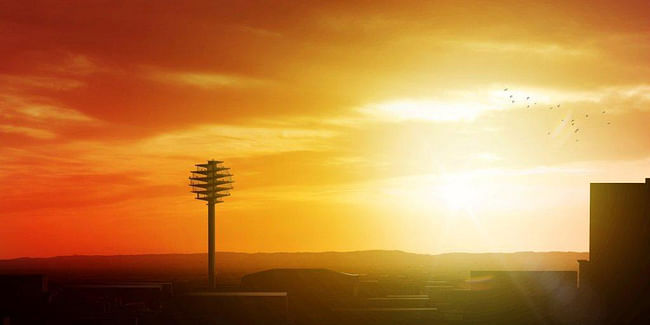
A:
[438,176,487,212]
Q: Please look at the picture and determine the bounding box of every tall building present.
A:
[580,178,650,323]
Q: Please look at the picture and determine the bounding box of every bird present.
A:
[547,132,551,135]
[602,110,606,114]
[557,104,560,108]
[607,121,611,125]
[504,88,508,91]
[509,95,513,98]
[575,128,579,133]
[527,105,530,108]
[586,114,589,118]
[512,100,515,103]
[526,96,530,100]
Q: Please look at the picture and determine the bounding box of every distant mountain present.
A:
[0,250,587,281]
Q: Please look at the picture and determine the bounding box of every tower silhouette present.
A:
[189,160,233,289]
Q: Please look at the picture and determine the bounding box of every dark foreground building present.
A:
[241,269,359,324]
[0,275,49,324]
[579,178,650,323]
[462,271,578,324]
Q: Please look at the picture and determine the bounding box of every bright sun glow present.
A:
[381,172,507,217]
[438,177,487,212]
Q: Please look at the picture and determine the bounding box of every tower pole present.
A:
[189,159,233,290]
[208,198,215,289]
[207,160,216,289]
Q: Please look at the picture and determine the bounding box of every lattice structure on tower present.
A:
[189,160,233,203]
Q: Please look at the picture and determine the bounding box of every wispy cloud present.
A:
[237,25,283,38]
[148,69,271,89]
[12,104,93,121]
[50,54,99,76]
[355,83,650,125]
[0,121,338,181]
[0,74,85,90]
[0,96,93,122]
[0,93,95,141]
[359,99,495,122]
[446,40,592,57]
[138,124,336,157]
[0,125,56,139]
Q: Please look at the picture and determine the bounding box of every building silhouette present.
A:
[241,269,359,325]
[579,178,650,323]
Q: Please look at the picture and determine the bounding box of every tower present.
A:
[189,160,233,289]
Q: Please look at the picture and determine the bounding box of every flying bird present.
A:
[526,96,530,100]
[575,128,579,133]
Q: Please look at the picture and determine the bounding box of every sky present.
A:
[1,0,650,259]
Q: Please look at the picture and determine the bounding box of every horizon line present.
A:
[0,249,589,262]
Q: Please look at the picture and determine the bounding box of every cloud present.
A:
[0,92,96,145]
[237,25,283,38]
[354,83,650,125]
[359,99,494,122]
[147,69,271,89]
[0,74,85,90]
[135,124,337,159]
[456,40,591,57]
[598,84,650,111]
[10,103,93,121]
[0,125,56,139]
[52,54,99,76]
[0,98,93,123]
[0,121,338,182]
[353,87,539,123]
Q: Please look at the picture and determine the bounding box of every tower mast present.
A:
[189,160,233,289]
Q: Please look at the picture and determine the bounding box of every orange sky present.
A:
[1,0,650,258]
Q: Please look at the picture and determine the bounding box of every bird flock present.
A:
[502,87,611,143]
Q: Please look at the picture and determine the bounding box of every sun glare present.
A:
[437,176,493,213]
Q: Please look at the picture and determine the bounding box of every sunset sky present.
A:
[1,0,650,259]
